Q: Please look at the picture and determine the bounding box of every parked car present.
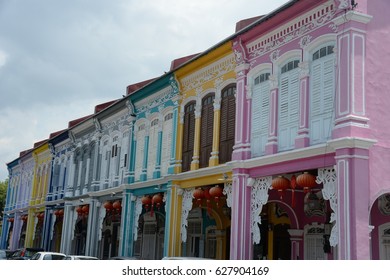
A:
[30,252,66,260]
[64,255,98,260]
[109,256,139,260]
[9,247,44,260]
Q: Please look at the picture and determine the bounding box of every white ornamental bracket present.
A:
[223,182,232,208]
[180,188,194,243]
[249,176,272,245]
[132,196,143,241]
[317,167,338,246]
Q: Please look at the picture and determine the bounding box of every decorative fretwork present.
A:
[98,204,106,241]
[317,167,338,246]
[180,188,194,243]
[223,182,233,208]
[133,196,143,241]
[249,176,272,244]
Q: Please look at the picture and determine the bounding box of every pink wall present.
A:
[365,0,390,204]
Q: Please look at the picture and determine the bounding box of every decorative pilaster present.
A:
[232,62,251,160]
[230,170,251,260]
[168,101,179,174]
[333,10,372,138]
[210,93,221,166]
[191,96,202,170]
[265,74,279,155]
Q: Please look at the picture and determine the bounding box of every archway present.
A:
[253,202,292,260]
[370,193,390,259]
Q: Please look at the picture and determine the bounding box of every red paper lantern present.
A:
[58,209,64,217]
[54,210,60,216]
[113,200,122,210]
[272,176,290,200]
[296,172,317,193]
[76,206,83,215]
[141,196,152,210]
[152,194,163,209]
[203,188,212,214]
[193,188,204,207]
[104,201,113,211]
[209,185,223,205]
[82,205,89,214]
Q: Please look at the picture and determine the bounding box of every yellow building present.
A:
[168,41,236,259]
[25,141,52,248]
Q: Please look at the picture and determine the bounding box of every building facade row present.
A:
[1,0,390,260]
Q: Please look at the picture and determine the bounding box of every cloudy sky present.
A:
[0,0,289,181]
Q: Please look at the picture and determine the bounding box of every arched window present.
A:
[310,44,335,144]
[279,59,300,151]
[219,85,236,164]
[182,102,196,172]
[200,93,215,168]
[251,73,270,157]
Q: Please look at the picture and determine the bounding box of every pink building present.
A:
[230,0,390,260]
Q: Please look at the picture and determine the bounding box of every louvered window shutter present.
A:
[279,62,299,151]
[220,85,236,164]
[182,102,195,172]
[310,48,335,144]
[251,76,269,157]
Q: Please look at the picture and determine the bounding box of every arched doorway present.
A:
[370,193,390,259]
[134,211,165,260]
[100,212,121,259]
[73,218,87,255]
[253,203,292,260]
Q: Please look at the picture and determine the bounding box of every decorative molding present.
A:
[247,2,336,59]
[135,86,174,114]
[181,188,194,243]
[169,76,179,94]
[250,176,272,244]
[299,35,312,49]
[317,167,338,246]
[270,50,280,62]
[181,54,235,92]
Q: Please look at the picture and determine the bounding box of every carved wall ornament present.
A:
[249,176,272,244]
[337,0,349,10]
[299,35,312,49]
[317,167,338,246]
[180,188,194,243]
[378,194,390,216]
[169,76,179,94]
[270,49,280,62]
